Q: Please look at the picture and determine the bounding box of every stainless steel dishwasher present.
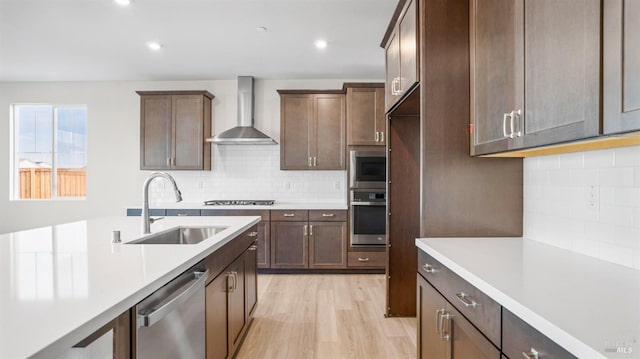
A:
[135,262,209,359]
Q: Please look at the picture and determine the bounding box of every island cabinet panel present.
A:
[471,0,601,155]
[502,309,576,359]
[204,225,258,359]
[346,84,386,146]
[604,0,640,134]
[417,275,500,359]
[206,273,229,359]
[138,90,213,170]
[279,91,346,170]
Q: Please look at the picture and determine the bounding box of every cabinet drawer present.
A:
[309,210,347,222]
[201,209,270,221]
[271,210,308,221]
[503,309,576,359]
[348,251,385,267]
[418,250,501,347]
[126,208,165,216]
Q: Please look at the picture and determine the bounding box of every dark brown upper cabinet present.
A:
[471,0,601,156]
[604,0,640,134]
[137,90,213,170]
[383,0,419,112]
[346,83,386,146]
[278,90,346,170]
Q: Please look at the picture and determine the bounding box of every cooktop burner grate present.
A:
[203,200,275,206]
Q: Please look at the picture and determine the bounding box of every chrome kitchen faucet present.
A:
[141,172,183,234]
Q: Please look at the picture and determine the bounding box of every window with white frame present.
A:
[11,104,87,200]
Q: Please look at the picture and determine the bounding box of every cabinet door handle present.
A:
[227,272,236,293]
[511,109,522,137]
[503,112,513,138]
[166,157,171,167]
[435,308,444,334]
[455,292,479,308]
[379,131,384,142]
[313,157,317,167]
[375,131,380,142]
[392,77,402,95]
[283,213,295,217]
[308,157,312,167]
[441,312,452,341]
[321,213,334,217]
[357,257,370,262]
[522,348,540,359]
[303,224,308,236]
[247,231,258,237]
[422,263,438,273]
[309,224,313,236]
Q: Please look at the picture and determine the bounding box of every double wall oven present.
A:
[349,150,387,246]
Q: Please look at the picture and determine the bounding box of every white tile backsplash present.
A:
[149,145,347,205]
[524,145,640,270]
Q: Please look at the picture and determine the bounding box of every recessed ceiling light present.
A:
[114,0,132,6]
[314,39,328,49]
[147,42,163,51]
[256,26,268,33]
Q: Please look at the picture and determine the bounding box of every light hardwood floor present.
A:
[236,274,417,359]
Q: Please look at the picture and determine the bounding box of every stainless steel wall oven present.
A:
[350,190,386,245]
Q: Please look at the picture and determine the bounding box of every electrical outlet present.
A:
[588,185,600,211]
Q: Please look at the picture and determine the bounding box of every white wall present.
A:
[524,145,640,269]
[0,79,364,234]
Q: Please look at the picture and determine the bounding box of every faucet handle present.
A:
[149,216,165,224]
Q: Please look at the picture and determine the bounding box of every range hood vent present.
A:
[207,76,277,145]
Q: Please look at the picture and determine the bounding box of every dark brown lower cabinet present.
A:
[205,226,258,359]
[309,221,347,268]
[255,222,270,269]
[71,309,131,359]
[271,221,308,268]
[417,274,500,359]
[270,210,347,269]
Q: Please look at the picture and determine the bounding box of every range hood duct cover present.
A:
[207,76,277,145]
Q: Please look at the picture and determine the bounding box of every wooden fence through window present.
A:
[19,168,86,199]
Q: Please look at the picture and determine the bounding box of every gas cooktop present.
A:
[203,200,275,206]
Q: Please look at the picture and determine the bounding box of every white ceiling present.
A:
[0,0,397,82]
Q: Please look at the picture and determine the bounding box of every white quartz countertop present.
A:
[126,201,348,211]
[416,237,640,358]
[0,215,260,359]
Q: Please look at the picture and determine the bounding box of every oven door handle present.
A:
[350,202,386,206]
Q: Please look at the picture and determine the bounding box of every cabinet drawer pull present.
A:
[422,263,438,273]
[283,213,295,217]
[247,231,258,237]
[455,292,479,308]
[321,213,335,217]
[357,257,370,262]
[522,348,539,359]
[309,224,314,236]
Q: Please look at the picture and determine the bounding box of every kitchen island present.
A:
[0,215,260,359]
[416,237,640,358]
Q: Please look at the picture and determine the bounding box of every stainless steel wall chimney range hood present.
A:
[207,76,277,145]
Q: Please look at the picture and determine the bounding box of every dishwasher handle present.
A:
[137,269,209,328]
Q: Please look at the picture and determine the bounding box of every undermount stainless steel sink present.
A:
[126,226,228,245]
